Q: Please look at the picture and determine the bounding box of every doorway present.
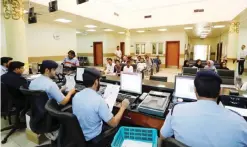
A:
[93,42,103,66]
[166,41,180,68]
[120,42,125,56]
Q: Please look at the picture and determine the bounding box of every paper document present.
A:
[103,85,120,111]
[65,75,76,91]
[225,106,247,117]
[121,140,152,147]
[220,84,237,89]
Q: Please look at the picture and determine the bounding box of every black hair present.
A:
[194,76,221,98]
[40,62,58,74]
[68,50,76,57]
[8,61,24,72]
[117,46,119,48]
[183,60,189,66]
[127,60,130,64]
[1,57,13,65]
[115,59,120,63]
[108,58,112,61]
[196,59,201,64]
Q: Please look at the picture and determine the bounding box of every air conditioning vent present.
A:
[114,12,119,16]
[194,9,204,13]
[144,15,152,18]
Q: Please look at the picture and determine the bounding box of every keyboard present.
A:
[116,93,136,104]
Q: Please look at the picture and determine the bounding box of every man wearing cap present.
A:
[29,60,76,105]
[72,68,130,142]
[160,71,247,147]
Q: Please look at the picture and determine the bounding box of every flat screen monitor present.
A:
[174,76,197,100]
[120,73,142,94]
[76,67,85,82]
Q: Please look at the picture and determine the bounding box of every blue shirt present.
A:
[29,75,64,103]
[72,88,113,141]
[161,100,247,147]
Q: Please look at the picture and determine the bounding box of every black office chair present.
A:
[1,83,27,144]
[150,76,167,82]
[217,69,235,78]
[83,57,89,66]
[182,67,197,76]
[45,99,118,147]
[20,87,59,147]
[161,138,189,147]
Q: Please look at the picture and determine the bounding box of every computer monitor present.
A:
[120,73,142,94]
[174,76,197,100]
[76,67,85,82]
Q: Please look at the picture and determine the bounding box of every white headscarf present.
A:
[205,60,216,69]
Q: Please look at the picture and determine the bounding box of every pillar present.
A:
[227,22,240,70]
[125,29,131,55]
[2,0,28,63]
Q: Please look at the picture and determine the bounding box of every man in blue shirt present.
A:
[72,68,130,141]
[29,60,76,105]
[160,70,247,147]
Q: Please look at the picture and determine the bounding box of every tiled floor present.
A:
[1,68,246,147]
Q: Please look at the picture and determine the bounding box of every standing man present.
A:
[160,71,247,146]
[238,45,247,75]
[154,56,161,72]
[115,46,122,60]
[1,57,13,76]
[63,50,80,68]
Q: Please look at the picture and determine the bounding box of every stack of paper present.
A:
[103,85,120,111]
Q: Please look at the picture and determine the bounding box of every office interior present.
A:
[1,0,247,147]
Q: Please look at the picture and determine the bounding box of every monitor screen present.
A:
[120,73,142,94]
[76,67,85,82]
[174,76,197,100]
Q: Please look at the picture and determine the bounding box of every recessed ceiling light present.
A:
[158,29,167,31]
[84,25,97,28]
[86,29,96,32]
[213,25,225,28]
[54,18,72,23]
[76,31,81,34]
[104,29,113,32]
[118,32,125,34]
[136,30,145,33]
[184,27,193,30]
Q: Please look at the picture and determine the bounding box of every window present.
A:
[135,43,146,55]
[152,42,164,55]
[194,45,208,60]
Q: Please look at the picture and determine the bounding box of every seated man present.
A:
[160,70,247,146]
[63,50,79,68]
[137,58,146,72]
[114,60,122,74]
[1,57,13,76]
[123,61,133,73]
[72,68,130,142]
[29,60,76,105]
[105,58,115,74]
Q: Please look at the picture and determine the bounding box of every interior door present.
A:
[93,42,103,66]
[166,41,180,68]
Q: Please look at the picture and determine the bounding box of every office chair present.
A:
[217,69,234,78]
[161,138,189,147]
[83,57,89,66]
[132,64,137,72]
[182,67,197,76]
[1,83,27,144]
[38,64,42,73]
[45,99,118,147]
[20,87,60,147]
[150,76,167,82]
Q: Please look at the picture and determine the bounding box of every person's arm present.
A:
[107,99,130,127]
[60,89,76,105]
[160,111,174,139]
[75,59,80,66]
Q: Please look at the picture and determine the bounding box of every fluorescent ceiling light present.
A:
[76,31,81,34]
[84,25,97,28]
[158,29,167,31]
[118,32,125,34]
[104,29,113,32]
[136,30,145,33]
[54,18,72,23]
[86,29,96,32]
[184,27,193,30]
[213,25,225,28]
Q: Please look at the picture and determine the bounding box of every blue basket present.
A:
[111,126,158,147]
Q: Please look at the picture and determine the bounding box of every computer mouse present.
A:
[130,103,137,109]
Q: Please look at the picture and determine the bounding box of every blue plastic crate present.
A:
[111,126,158,147]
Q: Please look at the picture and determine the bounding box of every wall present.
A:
[239,28,247,68]
[26,22,77,63]
[0,14,7,57]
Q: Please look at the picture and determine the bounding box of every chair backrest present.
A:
[217,69,235,79]
[221,78,235,85]
[20,87,59,134]
[161,138,189,147]
[1,82,13,114]
[45,99,87,147]
[150,76,167,82]
[182,67,197,76]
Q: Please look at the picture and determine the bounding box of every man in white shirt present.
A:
[105,58,115,74]
[123,61,133,73]
[238,45,247,75]
[1,57,13,76]
[137,58,146,72]
[115,46,122,60]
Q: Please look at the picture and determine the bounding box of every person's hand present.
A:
[60,86,66,92]
[121,99,130,109]
[69,88,76,95]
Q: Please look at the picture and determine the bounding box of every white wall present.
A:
[1,14,7,56]
[26,22,77,57]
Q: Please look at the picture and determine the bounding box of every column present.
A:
[227,22,240,70]
[2,0,28,63]
[125,29,131,55]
